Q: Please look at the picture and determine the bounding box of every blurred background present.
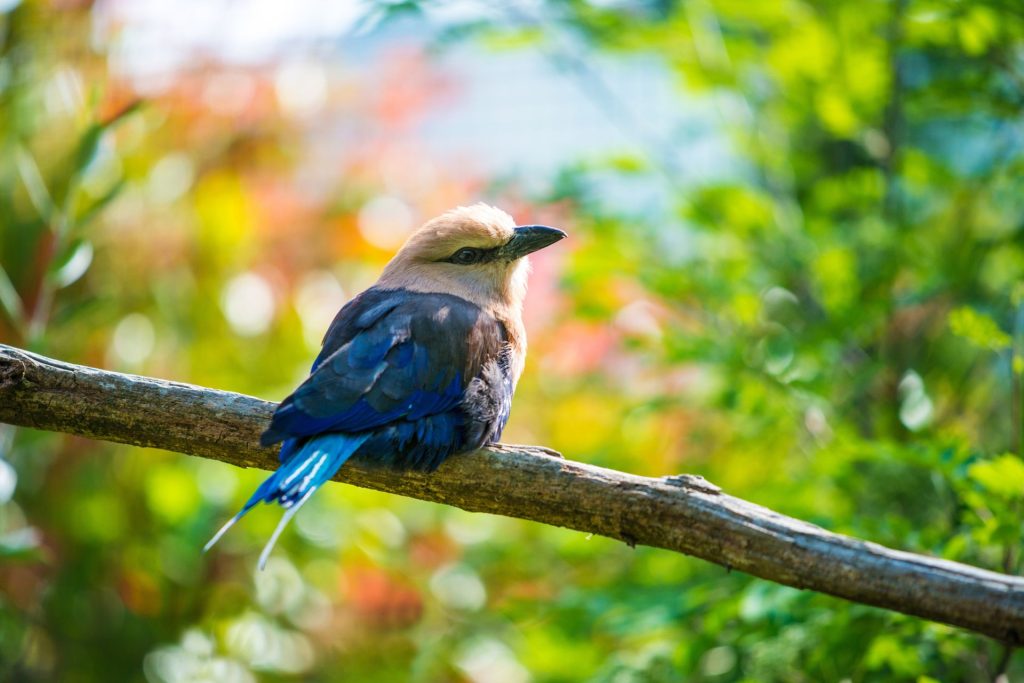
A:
[1,0,1023,681]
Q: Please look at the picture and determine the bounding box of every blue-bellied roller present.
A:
[205,204,566,567]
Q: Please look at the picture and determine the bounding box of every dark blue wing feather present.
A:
[261,288,507,453]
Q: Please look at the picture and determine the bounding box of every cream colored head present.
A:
[377,204,565,317]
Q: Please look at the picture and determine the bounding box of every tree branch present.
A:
[1,343,1022,644]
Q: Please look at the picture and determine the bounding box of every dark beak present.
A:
[501,225,567,260]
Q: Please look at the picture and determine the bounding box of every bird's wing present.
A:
[260,288,506,446]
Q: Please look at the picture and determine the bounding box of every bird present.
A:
[205,203,566,568]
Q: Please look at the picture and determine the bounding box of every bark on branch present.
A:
[1,343,1021,644]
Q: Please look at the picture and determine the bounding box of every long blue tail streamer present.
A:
[204,432,369,569]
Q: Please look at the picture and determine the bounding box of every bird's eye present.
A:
[450,247,482,265]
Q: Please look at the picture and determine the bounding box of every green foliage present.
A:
[1,0,1023,681]
[949,306,1012,350]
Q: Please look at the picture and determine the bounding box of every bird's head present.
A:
[378,204,566,314]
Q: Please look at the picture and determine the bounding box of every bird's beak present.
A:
[501,225,567,260]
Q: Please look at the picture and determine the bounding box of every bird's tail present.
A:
[204,432,369,569]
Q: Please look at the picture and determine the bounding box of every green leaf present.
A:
[72,123,106,179]
[968,454,1024,498]
[76,178,125,229]
[606,154,649,173]
[948,306,1011,351]
[50,239,94,288]
[68,101,141,197]
[15,146,55,222]
[0,264,25,328]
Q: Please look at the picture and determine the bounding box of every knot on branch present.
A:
[0,351,27,390]
[661,473,722,494]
